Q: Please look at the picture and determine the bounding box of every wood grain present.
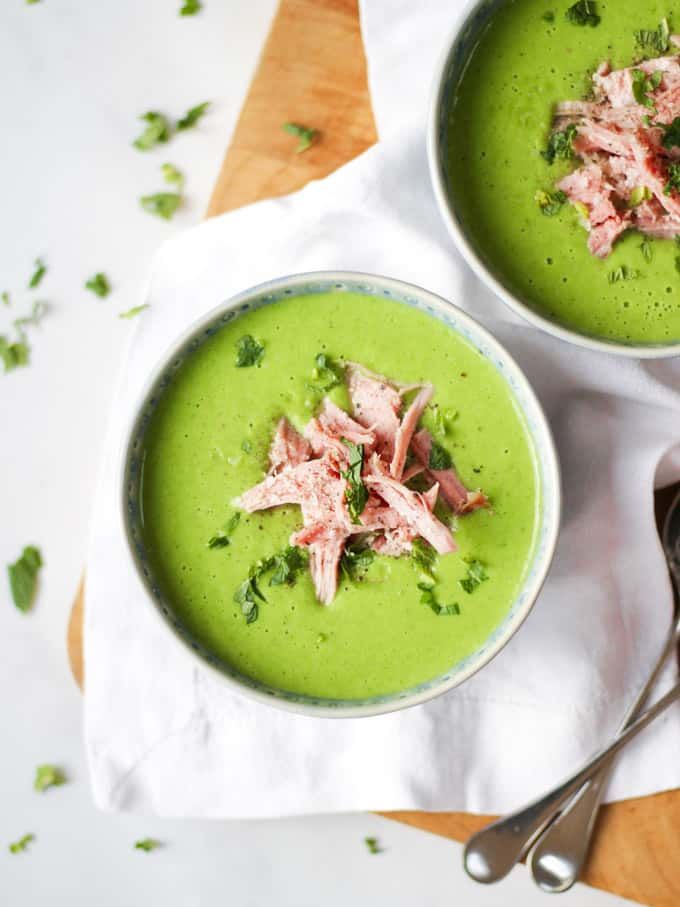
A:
[69,1,680,903]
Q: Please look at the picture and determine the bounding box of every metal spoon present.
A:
[529,490,680,892]
[463,490,680,885]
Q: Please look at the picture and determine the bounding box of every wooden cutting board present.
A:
[68,1,680,903]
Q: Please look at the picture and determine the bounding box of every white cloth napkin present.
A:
[84,0,680,817]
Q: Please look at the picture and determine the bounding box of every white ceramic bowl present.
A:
[427,0,680,359]
[120,271,561,717]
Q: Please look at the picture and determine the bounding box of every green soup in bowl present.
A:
[429,0,680,356]
[122,273,559,716]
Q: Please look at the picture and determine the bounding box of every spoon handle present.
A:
[463,678,680,884]
[528,620,680,892]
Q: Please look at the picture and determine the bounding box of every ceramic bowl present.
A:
[120,271,561,717]
[427,0,680,359]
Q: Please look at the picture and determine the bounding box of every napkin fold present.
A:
[84,0,680,817]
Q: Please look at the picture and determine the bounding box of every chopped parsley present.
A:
[628,186,652,208]
[234,575,265,624]
[418,581,460,616]
[135,838,161,852]
[180,0,201,14]
[428,439,452,471]
[535,189,567,216]
[542,10,555,22]
[282,122,317,153]
[7,545,42,612]
[310,352,344,392]
[631,69,662,110]
[2,291,9,306]
[662,118,680,151]
[241,439,253,454]
[133,112,171,151]
[0,336,29,372]
[235,334,264,367]
[364,837,382,854]
[234,547,308,624]
[9,834,34,854]
[140,192,181,220]
[13,299,47,334]
[635,18,670,57]
[177,101,210,131]
[161,162,184,189]
[207,512,240,549]
[608,266,641,284]
[341,540,375,582]
[34,764,66,793]
[411,538,437,581]
[85,273,111,298]
[459,558,488,594]
[119,304,149,319]
[28,258,46,289]
[665,162,680,196]
[268,546,309,586]
[429,403,457,436]
[542,124,577,164]
[341,440,368,523]
[565,0,600,27]
[639,238,653,262]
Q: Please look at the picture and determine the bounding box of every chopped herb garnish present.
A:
[635,18,670,57]
[34,764,66,793]
[28,258,46,289]
[234,547,308,624]
[341,440,368,523]
[675,255,680,275]
[241,439,253,454]
[428,439,452,471]
[429,403,457,436]
[9,834,34,854]
[140,192,181,220]
[542,124,577,164]
[234,576,265,624]
[631,69,662,110]
[180,0,201,14]
[411,538,437,581]
[7,545,42,612]
[119,304,149,319]
[639,238,653,262]
[365,837,382,854]
[665,161,680,196]
[535,189,568,216]
[608,266,641,284]
[459,558,488,594]
[177,101,210,131]
[268,546,308,586]
[565,0,600,27]
[310,352,343,391]
[13,299,47,334]
[207,512,240,549]
[542,10,555,22]
[629,186,652,208]
[0,337,29,372]
[135,838,161,852]
[341,540,375,582]
[161,162,184,189]
[418,581,460,616]
[662,118,680,151]
[85,272,111,298]
[2,291,9,306]
[235,334,264,367]
[282,122,317,153]
[133,112,171,151]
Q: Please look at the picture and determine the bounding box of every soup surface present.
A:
[140,291,540,699]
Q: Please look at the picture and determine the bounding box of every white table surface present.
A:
[0,2,637,904]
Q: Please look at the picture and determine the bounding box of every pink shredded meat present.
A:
[235,367,488,605]
[548,45,680,256]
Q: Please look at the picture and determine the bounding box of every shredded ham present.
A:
[549,46,680,256]
[235,366,488,605]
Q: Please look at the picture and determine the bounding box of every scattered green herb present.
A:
[341,440,368,523]
[119,304,149,319]
[310,352,344,391]
[429,404,457,436]
[177,101,210,131]
[7,545,42,612]
[161,162,184,189]
[0,336,29,372]
[631,69,662,110]
[235,334,264,367]
[535,189,568,216]
[133,112,171,151]
[241,439,253,454]
[565,0,600,27]
[34,764,66,793]
[628,186,652,208]
[665,162,680,196]
[341,540,375,582]
[428,439,452,471]
[234,547,308,624]
[234,575,265,624]
[607,266,641,284]
[635,18,670,57]
[180,0,201,14]
[135,838,161,852]
[207,512,240,549]
[268,546,308,586]
[459,558,488,594]
[9,834,34,854]
[542,10,555,22]
[28,258,46,289]
[411,538,437,581]
[418,581,460,616]
[365,837,382,854]
[662,117,680,150]
[639,238,653,262]
[85,273,110,298]
[140,192,181,220]
[13,300,47,335]
[282,122,317,153]
[542,124,577,164]
[2,291,10,306]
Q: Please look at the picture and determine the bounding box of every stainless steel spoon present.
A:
[529,490,680,892]
[463,490,680,885]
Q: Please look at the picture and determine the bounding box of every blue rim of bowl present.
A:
[426,0,680,360]
[120,270,561,718]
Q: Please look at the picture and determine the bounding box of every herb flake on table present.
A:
[565,0,600,27]
[341,440,368,523]
[133,112,171,151]
[235,334,264,367]
[459,558,488,594]
[7,545,42,612]
[364,837,383,854]
[85,273,111,298]
[161,162,184,189]
[119,304,149,319]
[177,101,210,131]
[179,0,201,14]
[542,124,577,164]
[635,18,670,57]
[535,189,568,216]
[0,336,29,372]
[140,192,181,220]
[135,838,161,852]
[282,122,317,153]
[34,764,67,793]
[9,834,34,854]
[28,257,46,289]
[208,512,241,548]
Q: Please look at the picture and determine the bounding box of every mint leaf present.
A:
[34,764,66,793]
[459,558,488,594]
[282,122,316,153]
[180,0,201,14]
[632,69,661,110]
[119,304,149,319]
[542,124,578,164]
[235,334,264,367]
[85,273,110,298]
[161,162,184,189]
[133,112,171,151]
[268,546,308,586]
[310,352,343,392]
[7,545,42,612]
[341,440,368,523]
[207,512,240,549]
[662,118,680,151]
[428,440,452,471]
[411,537,437,581]
[418,581,460,616]
[535,189,568,216]
[177,101,209,131]
[28,258,46,289]
[341,540,375,582]
[9,834,34,854]
[135,838,161,852]
[140,192,181,220]
[0,336,29,372]
[566,1,600,27]
[364,837,382,854]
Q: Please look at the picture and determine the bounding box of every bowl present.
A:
[427,0,680,359]
[120,271,561,717]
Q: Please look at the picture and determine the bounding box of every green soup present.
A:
[446,0,680,345]
[139,292,540,699]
